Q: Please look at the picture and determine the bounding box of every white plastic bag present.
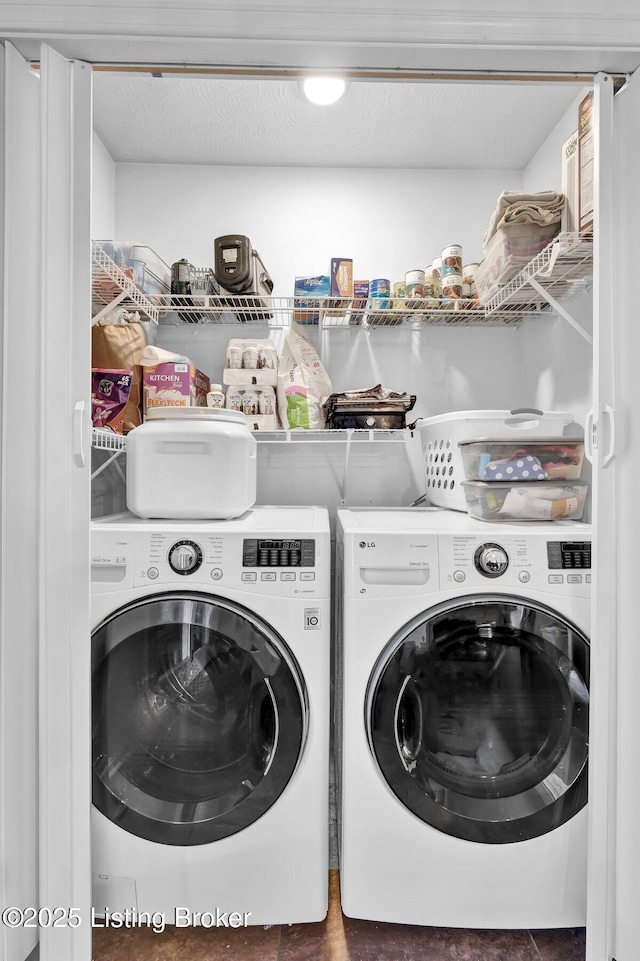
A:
[277,324,332,430]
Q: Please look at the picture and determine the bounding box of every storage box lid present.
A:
[458,436,584,447]
[462,480,588,490]
[145,407,247,426]
[418,409,576,426]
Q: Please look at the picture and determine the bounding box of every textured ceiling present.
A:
[92,74,579,170]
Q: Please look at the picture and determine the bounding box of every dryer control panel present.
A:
[439,532,592,597]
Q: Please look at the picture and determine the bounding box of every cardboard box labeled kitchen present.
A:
[143,362,210,413]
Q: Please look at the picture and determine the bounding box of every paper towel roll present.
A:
[140,345,190,367]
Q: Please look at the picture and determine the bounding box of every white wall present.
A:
[110,160,536,508]
[114,162,521,294]
[108,154,592,511]
[91,133,115,238]
[520,91,593,427]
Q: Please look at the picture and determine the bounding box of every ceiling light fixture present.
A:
[302,76,348,106]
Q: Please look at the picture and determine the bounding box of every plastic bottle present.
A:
[207,384,226,409]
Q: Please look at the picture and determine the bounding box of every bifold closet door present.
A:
[1,43,41,961]
[0,41,92,961]
[609,67,640,961]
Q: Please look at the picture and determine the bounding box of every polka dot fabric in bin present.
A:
[481,453,548,481]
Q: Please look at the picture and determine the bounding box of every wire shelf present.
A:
[254,429,415,443]
[92,428,127,451]
[91,233,593,329]
[150,294,524,328]
[485,232,593,316]
[91,427,415,450]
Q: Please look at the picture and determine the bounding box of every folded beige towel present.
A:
[483,190,565,249]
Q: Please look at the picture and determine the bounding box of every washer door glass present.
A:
[367,596,589,844]
[92,593,307,846]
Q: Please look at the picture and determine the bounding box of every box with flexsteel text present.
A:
[142,362,210,413]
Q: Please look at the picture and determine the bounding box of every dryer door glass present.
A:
[366,596,589,843]
[92,592,307,846]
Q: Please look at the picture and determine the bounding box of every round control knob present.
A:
[365,416,376,428]
[168,540,203,575]
[474,543,509,578]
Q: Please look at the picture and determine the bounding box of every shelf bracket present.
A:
[91,448,124,481]
[91,290,128,325]
[340,431,353,505]
[525,276,593,345]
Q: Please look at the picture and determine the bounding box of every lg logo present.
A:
[359,541,376,548]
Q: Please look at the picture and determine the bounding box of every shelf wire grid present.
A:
[92,242,159,323]
[91,427,415,450]
[91,233,592,329]
[485,232,593,317]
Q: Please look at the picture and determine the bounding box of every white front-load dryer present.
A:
[90,507,330,925]
[336,508,591,929]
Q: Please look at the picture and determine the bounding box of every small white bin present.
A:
[126,407,257,520]
[418,409,581,511]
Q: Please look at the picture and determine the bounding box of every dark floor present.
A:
[91,871,586,961]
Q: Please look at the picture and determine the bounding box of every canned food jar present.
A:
[392,281,407,308]
[126,407,257,520]
[431,257,442,281]
[463,263,480,285]
[369,278,391,309]
[424,278,441,299]
[442,275,463,303]
[441,245,463,277]
[405,269,425,300]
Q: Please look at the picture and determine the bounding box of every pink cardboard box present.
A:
[143,362,210,414]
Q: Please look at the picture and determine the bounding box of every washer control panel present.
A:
[91,526,329,599]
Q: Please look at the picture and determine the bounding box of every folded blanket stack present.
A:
[483,190,565,251]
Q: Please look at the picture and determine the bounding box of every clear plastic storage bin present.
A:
[476,223,561,303]
[462,480,588,521]
[95,241,171,296]
[419,409,580,511]
[459,439,585,482]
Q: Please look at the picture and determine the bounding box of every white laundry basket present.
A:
[418,408,580,511]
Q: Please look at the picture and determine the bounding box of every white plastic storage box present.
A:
[419,409,580,512]
[462,480,588,522]
[459,439,585,482]
[126,407,257,520]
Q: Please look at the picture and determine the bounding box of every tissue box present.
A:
[293,275,330,324]
[143,362,210,413]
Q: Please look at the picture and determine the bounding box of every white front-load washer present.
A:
[336,507,591,929]
[90,507,330,925]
